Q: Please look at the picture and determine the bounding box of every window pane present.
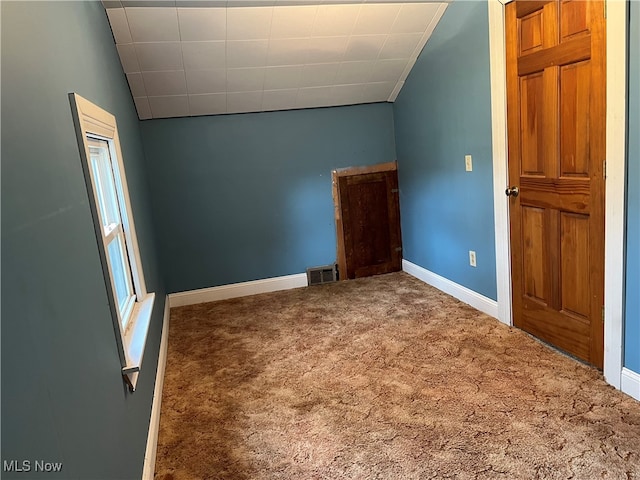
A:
[88,138,120,233]
[107,234,133,321]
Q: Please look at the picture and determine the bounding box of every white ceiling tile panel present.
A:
[391,2,442,34]
[226,67,266,92]
[296,86,332,108]
[267,38,310,65]
[227,91,263,113]
[330,84,365,105]
[142,70,187,96]
[133,96,152,119]
[227,7,274,40]
[125,7,180,42]
[352,4,401,35]
[181,41,226,69]
[127,72,147,96]
[361,81,395,102]
[116,44,140,73]
[334,60,375,84]
[227,40,269,67]
[344,35,387,61]
[305,36,348,63]
[106,8,132,43]
[188,93,227,115]
[262,89,299,111]
[177,7,226,41]
[148,95,190,118]
[263,65,302,90]
[312,4,360,37]
[106,2,449,118]
[135,42,183,71]
[270,5,316,38]
[185,69,227,94]
[299,63,339,88]
[369,59,406,83]
[378,33,422,59]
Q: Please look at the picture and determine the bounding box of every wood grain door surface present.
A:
[506,0,606,367]
[334,164,402,280]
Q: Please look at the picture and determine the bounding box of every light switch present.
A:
[465,155,473,172]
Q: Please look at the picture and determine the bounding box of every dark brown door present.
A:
[333,163,402,280]
[505,0,606,367]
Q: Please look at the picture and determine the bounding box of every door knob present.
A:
[505,186,520,197]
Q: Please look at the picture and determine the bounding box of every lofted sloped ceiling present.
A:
[103,1,449,119]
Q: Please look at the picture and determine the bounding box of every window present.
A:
[87,137,137,327]
[70,93,155,391]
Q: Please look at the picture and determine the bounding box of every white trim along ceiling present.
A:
[103,0,450,119]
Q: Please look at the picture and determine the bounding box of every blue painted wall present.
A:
[140,103,396,293]
[624,1,640,373]
[1,2,165,478]
[392,1,497,300]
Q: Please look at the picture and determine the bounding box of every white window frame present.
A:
[70,93,155,391]
[86,136,137,327]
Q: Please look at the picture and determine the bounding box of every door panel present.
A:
[344,175,391,276]
[519,10,543,55]
[560,61,591,177]
[522,206,547,303]
[520,73,545,175]
[560,0,590,40]
[560,212,591,318]
[506,0,605,367]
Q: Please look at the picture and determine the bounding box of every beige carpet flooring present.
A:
[155,272,640,479]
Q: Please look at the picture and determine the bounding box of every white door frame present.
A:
[487,0,628,389]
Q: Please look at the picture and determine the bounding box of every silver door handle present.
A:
[505,186,519,197]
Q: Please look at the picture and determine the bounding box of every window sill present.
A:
[122,292,155,391]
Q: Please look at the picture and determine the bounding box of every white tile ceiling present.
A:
[104,1,448,119]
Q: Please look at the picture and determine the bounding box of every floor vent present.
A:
[307,264,338,286]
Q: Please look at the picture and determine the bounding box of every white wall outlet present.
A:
[469,250,477,267]
[465,155,473,172]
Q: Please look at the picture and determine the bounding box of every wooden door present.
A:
[506,0,606,367]
[333,162,402,280]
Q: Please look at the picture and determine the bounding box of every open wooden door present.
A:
[333,162,402,280]
[505,0,606,367]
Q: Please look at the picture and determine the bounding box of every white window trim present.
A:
[70,93,155,391]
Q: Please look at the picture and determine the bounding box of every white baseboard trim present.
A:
[621,368,640,401]
[168,273,308,308]
[142,297,170,480]
[402,259,499,319]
